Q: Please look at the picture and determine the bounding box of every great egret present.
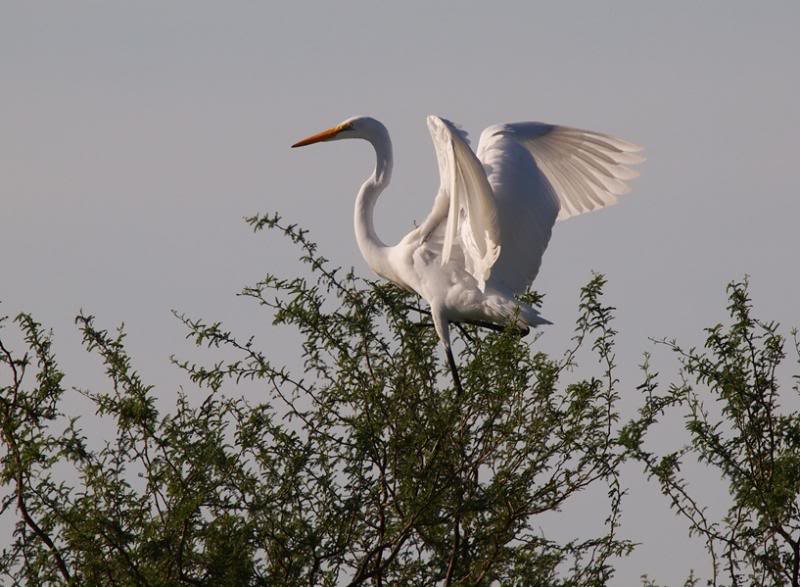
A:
[292,115,643,390]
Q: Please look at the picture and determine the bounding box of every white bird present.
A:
[292,115,643,389]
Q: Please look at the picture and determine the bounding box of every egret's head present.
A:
[291,116,386,148]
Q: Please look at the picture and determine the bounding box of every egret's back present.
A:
[478,131,560,294]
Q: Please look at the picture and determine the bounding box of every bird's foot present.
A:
[461,320,529,337]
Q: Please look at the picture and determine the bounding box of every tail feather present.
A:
[520,304,552,327]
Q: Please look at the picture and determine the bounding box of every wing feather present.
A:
[418,115,501,291]
[477,121,643,293]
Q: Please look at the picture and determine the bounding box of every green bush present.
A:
[2,215,799,586]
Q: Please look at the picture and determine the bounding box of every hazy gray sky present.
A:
[2,2,799,583]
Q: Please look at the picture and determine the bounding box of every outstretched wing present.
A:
[415,115,501,291]
[477,122,644,293]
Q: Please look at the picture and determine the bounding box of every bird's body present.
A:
[378,209,549,345]
[292,115,643,362]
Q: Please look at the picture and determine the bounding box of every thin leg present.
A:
[445,345,464,396]
[430,306,464,396]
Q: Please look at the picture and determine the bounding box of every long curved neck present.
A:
[354,127,393,277]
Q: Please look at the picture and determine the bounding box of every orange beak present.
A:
[291,123,348,148]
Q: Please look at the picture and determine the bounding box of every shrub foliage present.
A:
[624,281,800,587]
[1,215,799,586]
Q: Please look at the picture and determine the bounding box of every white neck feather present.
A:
[354,125,393,278]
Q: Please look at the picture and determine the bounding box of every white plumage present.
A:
[292,115,643,381]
